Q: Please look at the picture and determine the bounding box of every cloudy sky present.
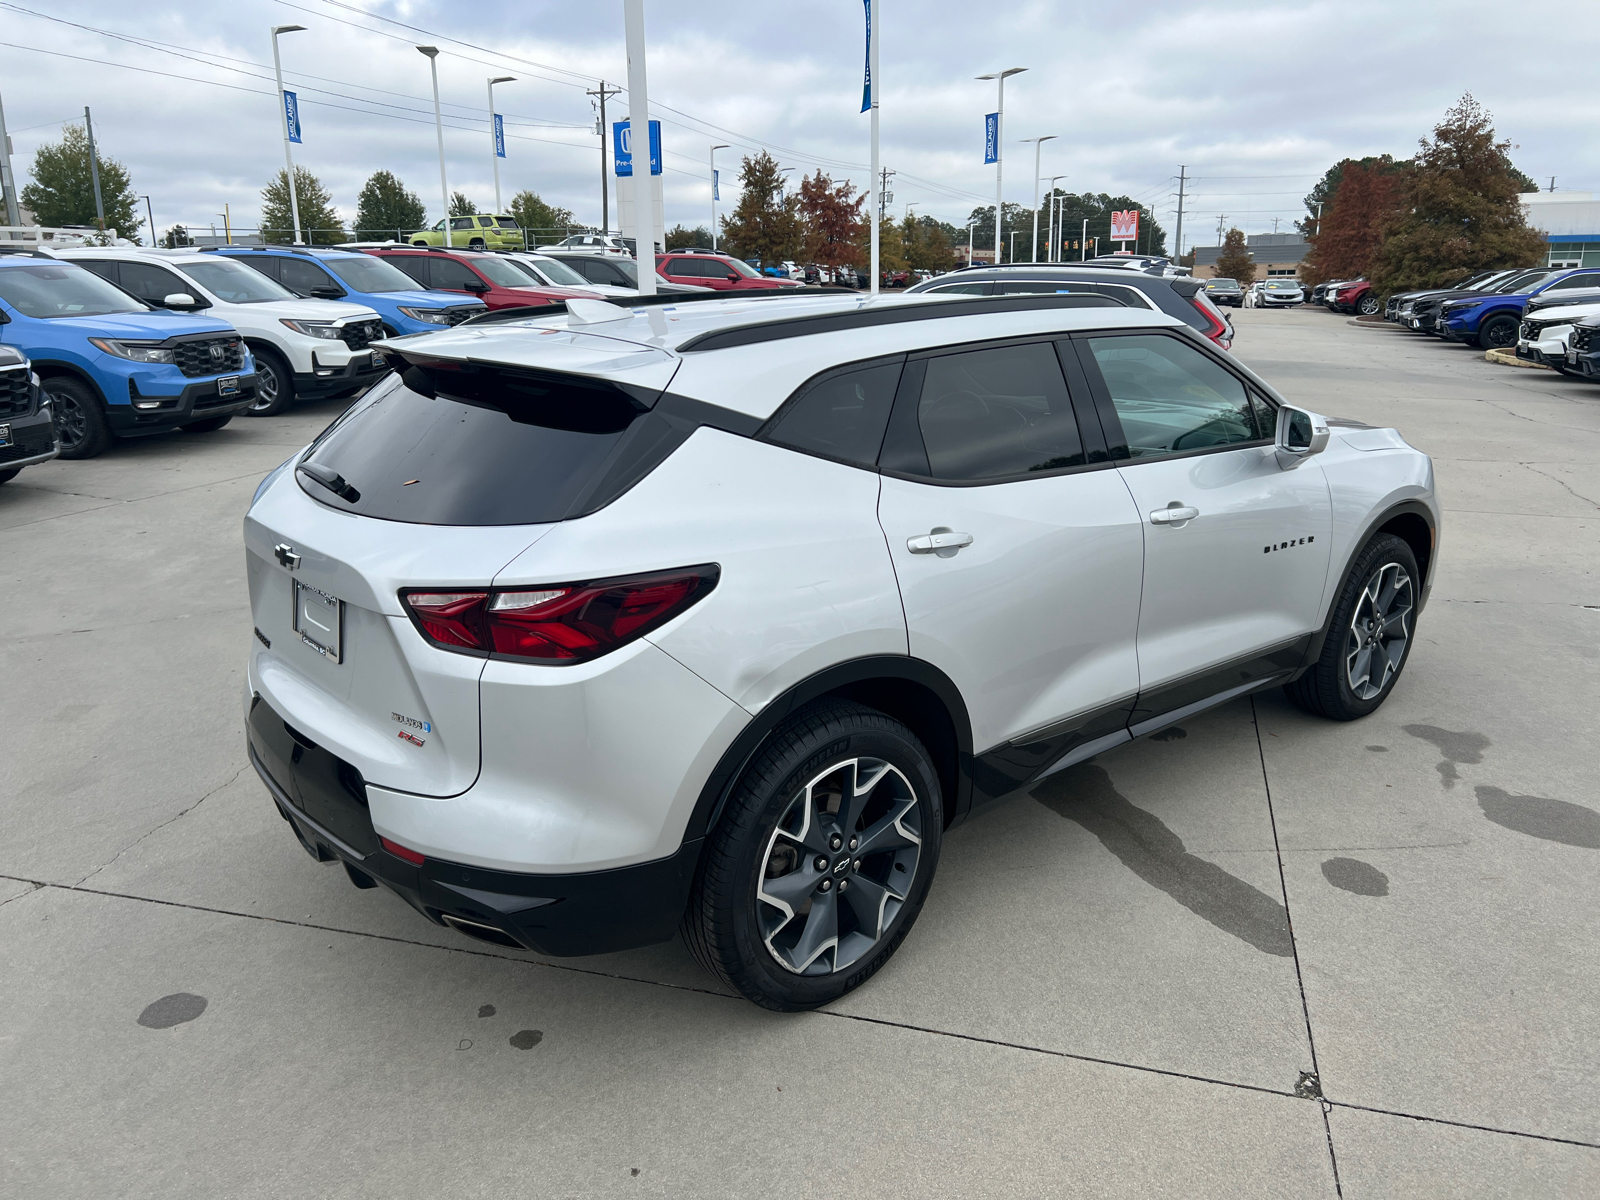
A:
[0,0,1588,249]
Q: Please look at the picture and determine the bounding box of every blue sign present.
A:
[860,0,872,113]
[984,112,998,165]
[612,119,662,177]
[713,169,720,201]
[284,90,302,144]
[493,113,505,159]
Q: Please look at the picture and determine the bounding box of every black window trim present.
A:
[755,351,907,474]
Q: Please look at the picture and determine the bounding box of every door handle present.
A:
[1148,504,1199,525]
[907,529,974,555]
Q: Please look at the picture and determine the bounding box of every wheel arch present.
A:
[32,360,108,406]
[684,656,974,843]
[1304,498,1436,668]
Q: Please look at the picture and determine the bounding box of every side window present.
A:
[278,257,334,296]
[451,217,477,232]
[764,359,903,468]
[117,261,189,304]
[429,259,483,291]
[386,256,430,286]
[915,342,1084,480]
[662,258,694,277]
[234,255,281,283]
[77,260,119,284]
[1545,272,1600,291]
[929,282,991,295]
[1085,334,1260,458]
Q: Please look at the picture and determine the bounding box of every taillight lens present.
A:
[401,565,718,664]
[1189,293,1232,348]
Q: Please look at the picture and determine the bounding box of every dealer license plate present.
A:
[1568,350,1579,364]
[0,423,10,447]
[218,375,240,397]
[370,351,386,368]
[293,581,343,664]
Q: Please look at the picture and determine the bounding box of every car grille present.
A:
[0,366,32,417]
[0,428,53,463]
[1519,321,1538,340]
[172,336,245,379]
[1573,325,1594,352]
[338,319,384,351]
[443,306,485,326]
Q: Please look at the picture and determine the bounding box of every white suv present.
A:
[243,291,1439,1010]
[59,248,387,416]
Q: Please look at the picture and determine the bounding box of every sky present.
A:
[0,0,1591,251]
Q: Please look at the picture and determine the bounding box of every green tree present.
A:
[665,224,713,250]
[903,214,954,272]
[261,167,344,245]
[355,170,426,240]
[509,190,577,243]
[161,224,192,248]
[719,151,802,263]
[797,171,864,269]
[1032,192,1168,261]
[1213,228,1256,287]
[1369,94,1547,296]
[449,191,477,216]
[21,123,142,239]
[855,215,907,274]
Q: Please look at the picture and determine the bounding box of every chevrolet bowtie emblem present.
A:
[274,543,301,571]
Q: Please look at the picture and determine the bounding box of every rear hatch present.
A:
[244,330,679,800]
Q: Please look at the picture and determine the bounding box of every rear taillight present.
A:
[401,565,718,664]
[1188,293,1232,349]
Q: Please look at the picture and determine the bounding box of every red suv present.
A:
[364,247,601,310]
[655,252,802,292]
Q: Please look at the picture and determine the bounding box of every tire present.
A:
[45,375,113,459]
[469,238,486,250]
[245,346,295,416]
[1358,294,1381,316]
[683,699,944,1011]
[0,467,20,484]
[1285,533,1421,721]
[1478,315,1517,350]
[179,415,232,433]
[411,239,429,247]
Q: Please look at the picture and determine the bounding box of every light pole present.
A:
[866,0,879,294]
[1021,134,1055,262]
[623,0,655,293]
[976,66,1026,269]
[270,25,306,244]
[710,143,728,249]
[965,218,977,266]
[139,195,155,247]
[417,47,450,248]
[487,76,514,215]
[1046,174,1066,262]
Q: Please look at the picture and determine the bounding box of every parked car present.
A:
[1560,313,1600,379]
[363,246,603,312]
[1515,300,1600,372]
[244,288,1438,1009]
[1438,267,1600,349]
[656,252,804,291]
[540,251,710,294]
[551,233,632,255]
[215,246,487,335]
[1204,278,1243,307]
[1327,280,1377,314]
[1081,255,1189,276]
[907,264,1234,350]
[0,343,57,483]
[0,251,256,457]
[1385,270,1511,322]
[494,251,635,298]
[1258,279,1307,308]
[1400,271,1544,333]
[407,214,523,250]
[61,247,384,418]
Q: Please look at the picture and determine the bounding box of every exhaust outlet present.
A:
[439,912,525,950]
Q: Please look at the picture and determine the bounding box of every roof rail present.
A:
[677,292,1124,353]
[456,286,854,328]
[0,246,55,259]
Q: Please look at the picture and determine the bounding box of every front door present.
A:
[1074,331,1333,726]
[875,337,1145,801]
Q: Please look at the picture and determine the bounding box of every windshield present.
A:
[472,256,543,288]
[324,255,428,294]
[1266,280,1299,289]
[726,258,762,279]
[1465,272,1512,291]
[529,256,589,287]
[1207,279,1239,289]
[177,258,296,303]
[0,261,148,318]
[1492,270,1554,293]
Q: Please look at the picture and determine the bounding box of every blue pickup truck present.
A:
[0,250,257,459]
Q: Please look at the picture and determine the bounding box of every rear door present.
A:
[385,255,431,288]
[114,260,192,308]
[278,256,338,298]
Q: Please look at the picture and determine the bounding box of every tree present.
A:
[964,201,1032,260]
[161,224,192,248]
[665,224,713,250]
[903,214,954,272]
[1014,192,1168,263]
[449,191,477,216]
[1302,161,1404,285]
[509,190,576,243]
[260,167,345,245]
[719,151,802,263]
[796,171,865,269]
[21,123,142,239]
[855,216,906,274]
[1368,94,1547,296]
[1213,228,1256,287]
[355,170,426,240]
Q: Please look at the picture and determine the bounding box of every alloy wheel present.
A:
[49,386,87,451]
[1345,561,1414,701]
[249,361,279,413]
[1484,319,1517,349]
[756,757,922,976]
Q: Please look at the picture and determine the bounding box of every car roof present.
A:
[211,245,365,259]
[379,292,1186,420]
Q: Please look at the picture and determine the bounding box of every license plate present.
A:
[0,423,9,447]
[293,581,343,664]
[370,351,386,368]
[1410,319,1420,328]
[1569,350,1579,364]
[218,375,240,397]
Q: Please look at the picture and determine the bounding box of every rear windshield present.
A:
[495,217,520,229]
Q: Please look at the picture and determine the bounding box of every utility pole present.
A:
[1081,217,1087,261]
[587,80,621,234]
[1548,176,1556,193]
[1173,164,1187,261]
[139,195,155,246]
[623,0,655,292]
[878,167,896,223]
[271,25,306,244]
[83,107,105,233]
[1215,213,1226,243]
[0,88,19,227]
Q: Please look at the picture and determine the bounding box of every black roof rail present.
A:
[0,245,55,258]
[677,292,1125,353]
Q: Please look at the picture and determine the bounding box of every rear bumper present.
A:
[107,373,259,436]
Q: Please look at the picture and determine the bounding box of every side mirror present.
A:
[1275,404,1330,469]
[727,273,740,283]
[309,285,345,300]
[463,281,489,293]
[161,292,207,310]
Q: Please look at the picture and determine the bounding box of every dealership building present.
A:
[1521,192,1600,266]
[1189,232,1310,281]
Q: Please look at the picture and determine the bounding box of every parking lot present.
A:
[2,304,1597,1197]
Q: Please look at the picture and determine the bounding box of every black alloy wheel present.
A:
[245,346,295,416]
[46,375,112,459]
[1479,315,1518,350]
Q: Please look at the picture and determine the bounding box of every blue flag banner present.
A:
[713,169,720,201]
[612,119,663,176]
[284,90,302,144]
[493,113,506,159]
[860,0,872,113]
[984,112,998,165]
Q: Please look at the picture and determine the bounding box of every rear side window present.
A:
[118,261,190,305]
[1085,334,1260,457]
[763,360,903,468]
[429,258,483,290]
[916,342,1084,480]
[278,257,334,295]
[386,256,430,286]
[930,282,992,295]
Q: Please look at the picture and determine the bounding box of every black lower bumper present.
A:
[108,373,259,436]
[0,405,59,468]
[245,695,700,956]
[293,353,392,400]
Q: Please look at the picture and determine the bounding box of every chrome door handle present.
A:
[1148,505,1199,525]
[907,530,974,554]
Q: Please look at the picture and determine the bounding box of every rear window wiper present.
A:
[297,461,361,503]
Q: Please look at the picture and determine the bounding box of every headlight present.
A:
[0,344,27,368]
[88,337,176,364]
[396,307,453,324]
[279,319,343,339]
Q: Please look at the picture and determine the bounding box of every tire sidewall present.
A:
[245,346,295,416]
[1479,316,1516,350]
[46,376,111,459]
[1323,533,1421,718]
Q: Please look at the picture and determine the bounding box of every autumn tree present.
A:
[261,167,344,244]
[1368,94,1546,295]
[355,170,426,239]
[22,123,142,238]
[1302,161,1404,283]
[1213,228,1256,286]
[797,171,865,269]
[509,190,576,243]
[719,151,801,263]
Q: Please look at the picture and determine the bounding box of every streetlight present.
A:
[270,25,306,245]
[905,201,918,220]
[139,195,155,247]
[965,217,977,266]
[1046,174,1066,261]
[623,0,655,293]
[710,143,729,249]
[417,47,450,248]
[1020,134,1055,262]
[976,66,1026,269]
[487,76,515,215]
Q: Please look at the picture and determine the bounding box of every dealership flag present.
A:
[283,91,302,144]
[984,113,998,164]
[861,0,872,112]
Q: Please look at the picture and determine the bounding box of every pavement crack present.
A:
[73,767,246,886]
[0,882,42,909]
[1520,461,1600,511]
